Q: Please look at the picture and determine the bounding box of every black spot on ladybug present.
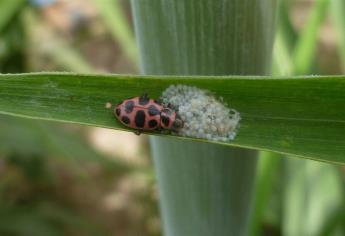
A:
[161,115,170,127]
[121,116,130,124]
[148,119,158,128]
[125,101,134,113]
[135,110,146,128]
[139,95,149,105]
[115,108,121,116]
[148,105,160,116]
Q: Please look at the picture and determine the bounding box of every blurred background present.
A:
[0,0,344,235]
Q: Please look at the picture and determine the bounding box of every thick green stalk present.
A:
[131,1,276,235]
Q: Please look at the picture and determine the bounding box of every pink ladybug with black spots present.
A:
[114,94,184,134]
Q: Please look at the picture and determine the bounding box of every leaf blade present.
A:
[0,72,345,164]
[0,0,26,33]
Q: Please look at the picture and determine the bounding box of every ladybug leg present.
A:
[134,130,142,135]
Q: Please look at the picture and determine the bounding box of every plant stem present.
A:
[131,1,277,235]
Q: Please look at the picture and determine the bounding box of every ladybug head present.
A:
[161,108,184,131]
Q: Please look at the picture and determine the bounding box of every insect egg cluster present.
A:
[161,85,241,142]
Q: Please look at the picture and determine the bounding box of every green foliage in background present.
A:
[91,0,138,65]
[292,0,330,74]
[0,1,139,235]
[0,0,26,32]
[252,1,345,236]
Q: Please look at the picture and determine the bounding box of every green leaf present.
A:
[272,0,295,76]
[0,73,345,164]
[0,202,105,236]
[273,30,293,75]
[0,0,26,33]
[91,0,138,65]
[331,0,345,72]
[23,9,94,73]
[250,151,281,236]
[277,0,297,50]
[282,158,344,236]
[292,0,330,75]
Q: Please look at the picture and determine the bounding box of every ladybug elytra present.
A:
[114,94,184,134]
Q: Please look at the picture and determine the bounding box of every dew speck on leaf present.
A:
[105,102,112,109]
[161,85,241,142]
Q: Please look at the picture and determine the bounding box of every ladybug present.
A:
[114,94,184,134]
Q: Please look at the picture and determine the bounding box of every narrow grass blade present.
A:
[330,0,345,71]
[273,0,296,76]
[250,152,281,236]
[277,0,297,50]
[23,9,94,73]
[282,158,344,236]
[91,0,138,65]
[273,30,293,75]
[292,0,330,75]
[0,0,26,32]
[0,73,344,163]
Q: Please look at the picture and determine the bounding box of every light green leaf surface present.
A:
[0,73,345,164]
